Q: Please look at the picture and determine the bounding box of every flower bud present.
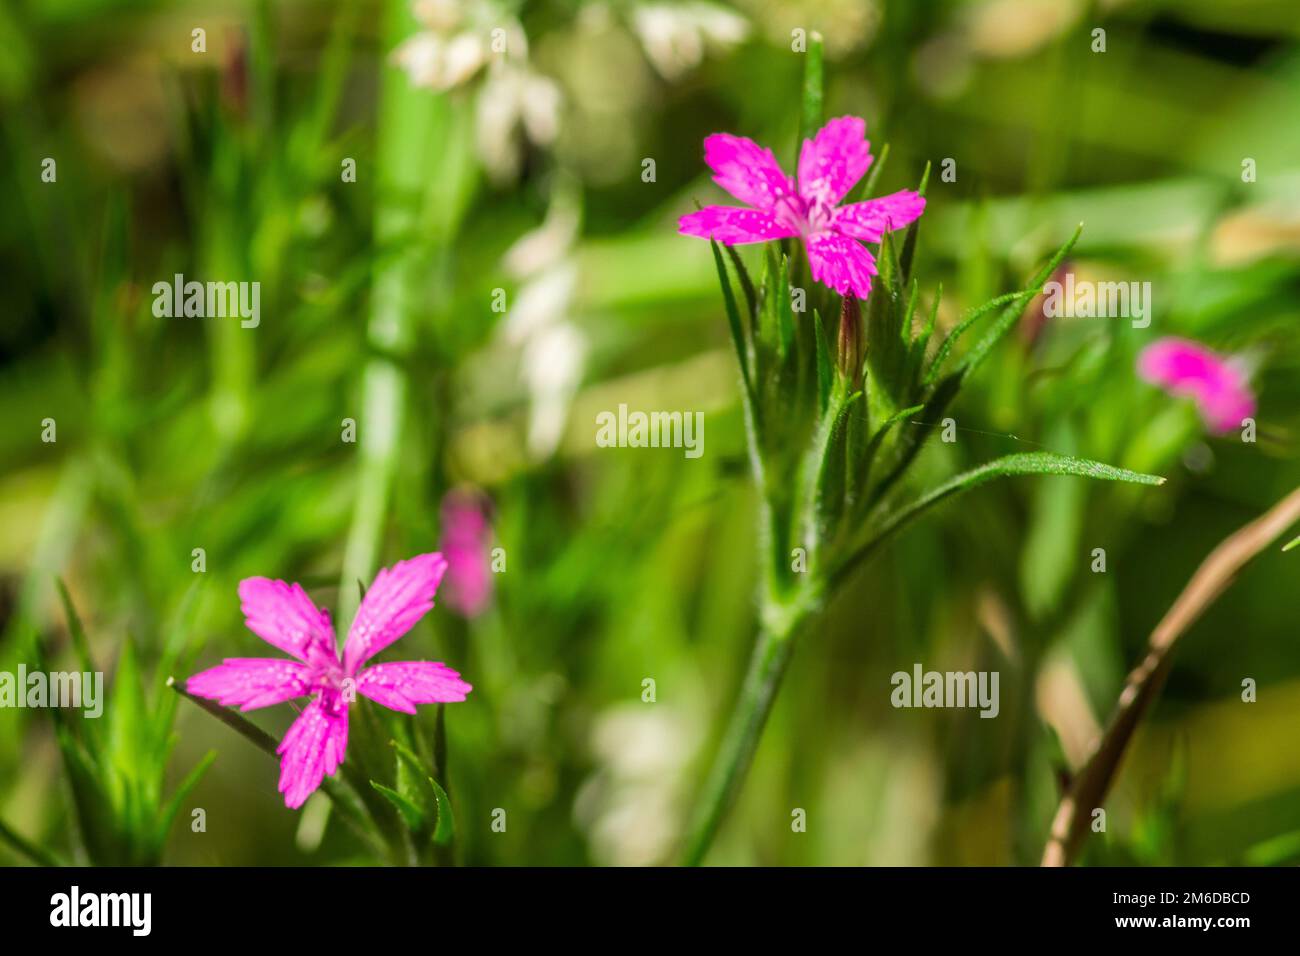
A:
[837,295,863,387]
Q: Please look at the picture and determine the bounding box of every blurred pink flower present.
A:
[678,116,924,300]
[440,490,493,618]
[1137,337,1256,435]
[187,553,471,808]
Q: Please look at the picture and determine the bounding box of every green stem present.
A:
[682,602,807,865]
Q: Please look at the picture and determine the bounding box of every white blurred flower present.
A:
[503,261,577,346]
[391,0,527,89]
[520,320,587,459]
[392,30,489,91]
[476,62,563,184]
[631,1,749,80]
[499,185,587,460]
[573,705,702,866]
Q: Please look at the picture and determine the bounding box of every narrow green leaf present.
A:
[108,637,146,783]
[798,31,824,147]
[170,678,279,754]
[169,680,380,845]
[923,289,1037,387]
[0,815,64,867]
[55,578,94,673]
[370,781,427,832]
[813,308,832,412]
[899,162,930,281]
[724,244,758,326]
[955,223,1082,378]
[428,775,455,846]
[835,452,1163,588]
[919,283,941,345]
[710,239,752,397]
[156,750,217,846]
[391,740,455,845]
[855,143,890,203]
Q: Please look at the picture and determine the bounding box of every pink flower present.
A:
[678,116,925,300]
[1137,337,1256,435]
[440,489,493,618]
[187,553,471,808]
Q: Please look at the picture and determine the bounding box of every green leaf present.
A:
[428,775,455,847]
[370,781,427,832]
[1283,535,1300,552]
[724,244,757,327]
[955,223,1082,379]
[923,289,1036,387]
[798,31,824,147]
[156,750,217,847]
[899,162,930,282]
[0,815,64,867]
[169,677,279,756]
[393,739,434,821]
[834,453,1163,588]
[710,239,753,399]
[813,308,832,412]
[55,578,94,673]
[390,740,455,845]
[107,637,146,788]
[854,143,890,203]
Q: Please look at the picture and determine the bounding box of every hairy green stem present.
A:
[682,601,808,865]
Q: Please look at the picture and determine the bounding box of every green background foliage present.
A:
[1,0,1298,865]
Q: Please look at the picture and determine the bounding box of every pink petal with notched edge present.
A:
[805,232,878,299]
[342,552,448,674]
[238,577,338,667]
[798,116,873,207]
[1137,338,1256,435]
[187,658,315,711]
[678,206,801,245]
[832,190,926,242]
[277,694,349,809]
[356,661,473,714]
[703,133,796,211]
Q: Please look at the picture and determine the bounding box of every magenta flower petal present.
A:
[356,661,473,713]
[678,206,801,245]
[681,116,923,303]
[189,553,474,808]
[1137,337,1256,435]
[342,552,448,674]
[238,577,337,667]
[806,231,878,299]
[832,190,926,242]
[186,658,315,711]
[703,133,796,211]
[276,694,349,810]
[797,116,873,207]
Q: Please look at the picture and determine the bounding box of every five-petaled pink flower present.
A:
[679,116,924,300]
[187,553,471,808]
[1137,337,1256,435]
